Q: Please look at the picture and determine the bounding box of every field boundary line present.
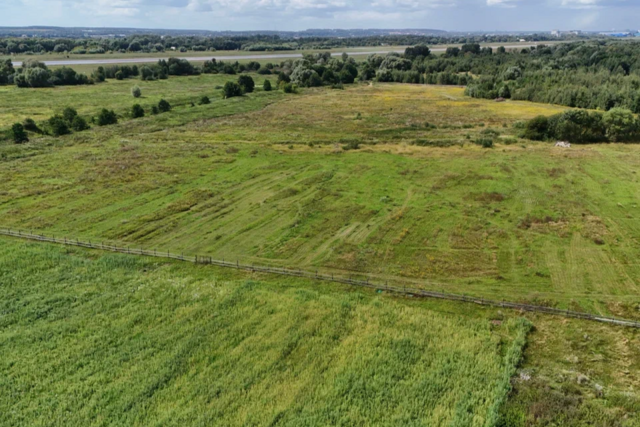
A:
[2,227,639,328]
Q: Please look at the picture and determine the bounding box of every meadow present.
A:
[1,80,639,316]
[0,238,530,426]
[2,73,640,426]
[0,72,272,128]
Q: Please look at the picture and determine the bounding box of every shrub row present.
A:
[522,108,640,143]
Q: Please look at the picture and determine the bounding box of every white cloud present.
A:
[559,0,601,8]
[487,0,521,7]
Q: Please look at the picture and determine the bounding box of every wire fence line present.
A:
[2,227,640,328]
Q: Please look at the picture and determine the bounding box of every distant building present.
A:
[551,30,560,37]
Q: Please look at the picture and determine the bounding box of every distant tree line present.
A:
[0,33,573,55]
[345,40,640,113]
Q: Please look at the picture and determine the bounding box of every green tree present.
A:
[71,116,89,131]
[603,108,639,142]
[498,85,511,99]
[92,66,106,82]
[62,107,78,124]
[131,104,145,118]
[199,95,210,105]
[128,41,142,52]
[15,67,52,88]
[158,99,171,112]
[263,80,272,91]
[47,115,70,136]
[404,44,431,60]
[131,85,142,98]
[96,109,118,126]
[282,83,297,94]
[223,81,243,98]
[238,75,255,93]
[522,116,549,141]
[23,118,40,133]
[339,69,355,84]
[11,123,28,143]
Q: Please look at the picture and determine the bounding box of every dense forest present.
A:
[0,33,572,55]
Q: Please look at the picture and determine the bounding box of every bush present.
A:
[282,83,297,94]
[115,70,124,80]
[151,105,159,115]
[15,67,52,88]
[521,116,549,140]
[131,104,144,118]
[549,110,606,143]
[603,108,639,142]
[47,115,70,136]
[62,107,78,124]
[475,138,494,148]
[157,99,171,112]
[96,109,118,126]
[23,118,40,133]
[339,69,355,84]
[223,81,243,98]
[71,115,89,131]
[342,140,360,150]
[238,75,255,93]
[199,95,210,105]
[131,85,142,98]
[11,123,28,143]
[263,79,272,91]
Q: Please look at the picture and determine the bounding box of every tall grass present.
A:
[0,239,530,426]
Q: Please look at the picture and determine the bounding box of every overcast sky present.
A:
[1,0,639,32]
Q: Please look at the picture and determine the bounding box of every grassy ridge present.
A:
[0,238,529,426]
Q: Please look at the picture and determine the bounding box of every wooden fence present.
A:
[2,227,640,328]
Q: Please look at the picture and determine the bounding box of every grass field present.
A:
[2,81,639,315]
[0,238,531,426]
[2,75,640,426]
[0,72,272,128]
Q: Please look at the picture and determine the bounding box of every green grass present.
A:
[0,72,269,128]
[499,312,640,426]
[0,237,531,426]
[2,78,640,426]
[1,83,638,315]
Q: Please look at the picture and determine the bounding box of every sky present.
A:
[1,0,639,32]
